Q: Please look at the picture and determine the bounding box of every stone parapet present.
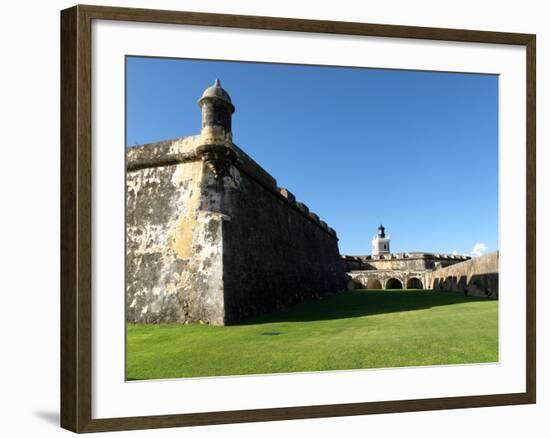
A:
[127,136,338,240]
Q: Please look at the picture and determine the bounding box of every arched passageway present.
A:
[406,277,423,289]
[366,278,383,289]
[385,278,403,289]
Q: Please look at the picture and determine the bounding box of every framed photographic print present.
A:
[60,4,536,433]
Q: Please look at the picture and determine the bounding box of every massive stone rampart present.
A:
[126,136,346,325]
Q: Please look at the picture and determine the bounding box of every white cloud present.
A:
[452,250,458,255]
[470,242,488,257]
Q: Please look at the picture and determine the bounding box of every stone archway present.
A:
[366,278,383,289]
[352,279,364,290]
[406,277,423,289]
[385,278,403,289]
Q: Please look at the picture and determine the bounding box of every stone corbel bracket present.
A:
[196,143,237,179]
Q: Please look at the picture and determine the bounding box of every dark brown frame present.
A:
[61,4,536,433]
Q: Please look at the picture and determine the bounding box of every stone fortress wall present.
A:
[126,80,346,325]
[343,251,499,299]
[426,251,499,298]
[342,252,470,272]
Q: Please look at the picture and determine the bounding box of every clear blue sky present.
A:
[126,56,498,256]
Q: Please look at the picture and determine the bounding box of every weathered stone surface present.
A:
[126,156,226,325]
[126,135,346,325]
[126,135,201,170]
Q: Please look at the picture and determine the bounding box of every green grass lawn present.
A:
[126,290,498,380]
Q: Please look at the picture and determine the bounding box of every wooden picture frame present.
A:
[60,4,536,433]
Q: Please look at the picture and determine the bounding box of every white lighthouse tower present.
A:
[372,224,391,256]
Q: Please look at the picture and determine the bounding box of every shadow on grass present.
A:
[237,290,492,325]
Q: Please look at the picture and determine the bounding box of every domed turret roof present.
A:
[199,79,234,109]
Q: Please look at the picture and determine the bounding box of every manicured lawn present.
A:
[126,290,498,380]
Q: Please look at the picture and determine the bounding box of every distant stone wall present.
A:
[347,269,428,290]
[342,252,498,299]
[342,253,470,272]
[425,252,499,299]
[126,136,346,325]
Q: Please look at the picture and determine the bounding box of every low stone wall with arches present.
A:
[345,251,498,299]
[425,251,498,299]
[347,270,429,290]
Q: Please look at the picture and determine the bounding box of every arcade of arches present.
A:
[350,273,426,290]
